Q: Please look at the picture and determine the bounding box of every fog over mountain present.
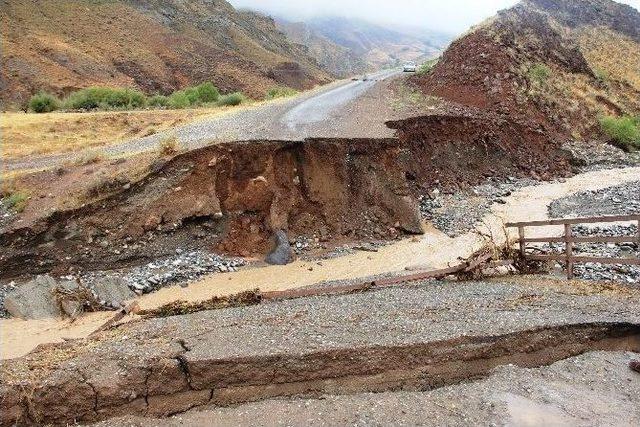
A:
[228,0,640,34]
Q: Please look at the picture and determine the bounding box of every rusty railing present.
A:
[506,214,640,279]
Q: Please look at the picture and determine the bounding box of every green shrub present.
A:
[217,92,245,106]
[417,58,439,75]
[104,88,146,109]
[29,92,60,113]
[64,87,147,110]
[265,86,298,100]
[183,87,201,106]
[599,115,640,150]
[168,91,192,109]
[528,63,551,86]
[4,192,28,212]
[195,82,220,103]
[147,95,170,108]
[594,68,610,84]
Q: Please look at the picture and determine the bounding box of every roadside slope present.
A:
[0,0,330,107]
[411,0,640,139]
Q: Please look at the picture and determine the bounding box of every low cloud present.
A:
[228,0,640,34]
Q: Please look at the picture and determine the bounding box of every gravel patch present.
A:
[0,250,246,318]
[79,250,245,296]
[112,278,640,361]
[549,180,640,218]
[0,199,17,230]
[542,224,639,285]
[420,177,538,237]
[563,140,640,172]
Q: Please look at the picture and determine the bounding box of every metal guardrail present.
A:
[506,214,640,279]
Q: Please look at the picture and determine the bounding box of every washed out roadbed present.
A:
[2,277,639,425]
[93,350,640,427]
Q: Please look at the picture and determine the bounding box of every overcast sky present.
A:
[228,0,640,34]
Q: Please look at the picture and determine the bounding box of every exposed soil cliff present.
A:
[0,125,572,278]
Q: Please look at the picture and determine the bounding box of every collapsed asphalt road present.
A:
[3,69,400,172]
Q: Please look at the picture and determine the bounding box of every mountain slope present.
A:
[306,17,449,69]
[0,0,331,108]
[410,0,640,139]
[275,18,369,78]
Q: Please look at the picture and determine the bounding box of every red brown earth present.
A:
[410,0,640,139]
[0,0,330,108]
[0,121,572,278]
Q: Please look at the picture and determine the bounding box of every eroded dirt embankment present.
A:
[0,116,572,278]
[1,322,638,426]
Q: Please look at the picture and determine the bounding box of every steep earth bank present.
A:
[0,122,572,278]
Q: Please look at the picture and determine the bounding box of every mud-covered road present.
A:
[3,69,400,172]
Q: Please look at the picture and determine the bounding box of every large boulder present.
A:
[92,276,135,309]
[265,230,295,265]
[4,275,74,319]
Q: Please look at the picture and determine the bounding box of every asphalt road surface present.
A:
[4,69,401,172]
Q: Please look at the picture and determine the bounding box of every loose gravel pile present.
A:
[542,224,639,285]
[562,140,640,172]
[420,177,538,237]
[80,250,245,296]
[549,180,640,218]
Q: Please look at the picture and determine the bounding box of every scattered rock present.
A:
[549,180,640,218]
[266,230,295,265]
[4,275,67,319]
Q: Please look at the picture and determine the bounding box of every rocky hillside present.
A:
[411,0,640,139]
[0,0,331,108]
[276,16,450,73]
[275,18,369,78]
[307,17,448,69]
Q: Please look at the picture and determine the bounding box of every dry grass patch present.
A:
[0,106,249,159]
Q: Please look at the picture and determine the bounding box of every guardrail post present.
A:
[565,223,574,279]
[518,226,525,258]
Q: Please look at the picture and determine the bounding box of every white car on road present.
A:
[403,62,417,72]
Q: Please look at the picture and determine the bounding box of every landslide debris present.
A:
[411,0,640,140]
[0,133,572,278]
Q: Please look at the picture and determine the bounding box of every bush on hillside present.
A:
[147,95,170,108]
[265,86,298,100]
[218,92,245,106]
[64,87,147,110]
[528,63,551,86]
[168,91,191,109]
[29,92,60,113]
[195,82,220,103]
[599,115,640,150]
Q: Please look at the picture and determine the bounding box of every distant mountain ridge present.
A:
[275,15,452,77]
[0,0,331,108]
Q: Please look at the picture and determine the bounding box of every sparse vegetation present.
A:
[599,115,640,150]
[3,191,29,212]
[147,95,170,108]
[64,87,146,110]
[29,92,60,113]
[417,58,439,75]
[593,68,610,85]
[265,86,298,100]
[25,82,245,113]
[528,63,552,86]
[218,92,245,106]
[158,134,181,156]
[75,150,106,166]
